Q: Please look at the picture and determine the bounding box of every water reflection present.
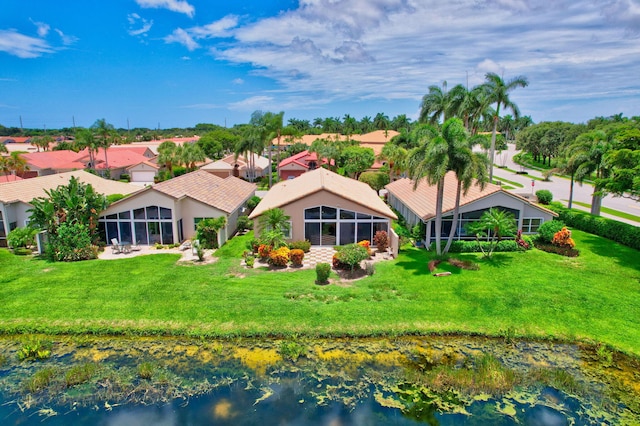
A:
[0,335,637,425]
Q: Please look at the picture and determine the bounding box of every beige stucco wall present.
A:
[254,189,394,242]
[177,198,226,242]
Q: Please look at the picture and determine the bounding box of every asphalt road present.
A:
[493,144,640,226]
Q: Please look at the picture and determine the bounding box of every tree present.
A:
[359,116,374,133]
[0,143,7,154]
[419,82,467,125]
[6,151,29,177]
[378,143,407,181]
[75,128,98,170]
[481,73,529,182]
[339,146,375,178]
[567,129,612,215]
[235,127,265,182]
[157,141,178,177]
[391,114,412,132]
[91,119,118,178]
[31,135,53,152]
[197,129,238,159]
[373,112,390,130]
[466,208,517,258]
[28,176,107,261]
[258,208,291,236]
[180,142,206,171]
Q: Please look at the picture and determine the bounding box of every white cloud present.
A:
[228,95,275,111]
[232,78,244,85]
[189,15,238,39]
[54,29,78,46]
[0,29,54,58]
[30,19,50,37]
[128,13,153,36]
[135,0,195,18]
[164,28,199,50]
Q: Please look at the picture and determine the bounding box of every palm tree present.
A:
[407,124,446,255]
[180,142,206,171]
[391,114,412,133]
[235,127,265,182]
[360,116,373,133]
[264,111,285,187]
[567,130,612,215]
[0,156,10,181]
[373,113,390,130]
[75,128,98,170]
[91,119,117,178]
[0,143,7,154]
[481,73,529,182]
[258,207,291,235]
[419,82,467,125]
[157,141,177,177]
[378,143,407,181]
[6,151,29,177]
[467,208,517,258]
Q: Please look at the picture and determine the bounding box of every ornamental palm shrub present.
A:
[269,246,290,267]
[289,249,305,266]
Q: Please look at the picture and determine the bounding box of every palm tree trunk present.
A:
[590,192,602,216]
[434,177,445,255]
[443,180,462,254]
[568,173,575,209]
[489,116,498,182]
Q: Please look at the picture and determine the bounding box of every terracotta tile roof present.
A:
[152,169,256,213]
[352,130,399,143]
[271,133,343,146]
[385,172,557,220]
[201,153,269,172]
[249,168,397,220]
[278,150,329,169]
[0,174,23,183]
[89,149,151,170]
[0,170,141,204]
[20,151,86,170]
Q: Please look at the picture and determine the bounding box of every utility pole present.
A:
[19,116,23,132]
[72,116,76,131]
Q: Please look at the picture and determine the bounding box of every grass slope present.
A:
[1,230,639,355]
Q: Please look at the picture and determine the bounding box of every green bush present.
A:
[548,204,640,251]
[442,236,534,253]
[172,166,187,176]
[316,263,331,284]
[119,173,130,182]
[535,189,553,204]
[334,243,369,271]
[247,195,261,212]
[13,248,33,256]
[7,226,37,248]
[196,217,226,249]
[236,215,253,232]
[48,222,96,262]
[289,240,311,252]
[358,171,390,191]
[536,220,566,243]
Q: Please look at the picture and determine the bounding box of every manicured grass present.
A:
[1,230,639,356]
[495,165,545,181]
[567,200,640,223]
[492,176,524,188]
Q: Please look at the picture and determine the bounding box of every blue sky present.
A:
[1,0,639,130]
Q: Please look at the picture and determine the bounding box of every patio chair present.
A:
[110,238,121,254]
[130,240,141,252]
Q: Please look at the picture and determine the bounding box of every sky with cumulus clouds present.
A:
[1,0,639,130]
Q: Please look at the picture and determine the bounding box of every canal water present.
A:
[0,335,638,425]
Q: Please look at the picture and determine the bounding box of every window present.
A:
[264,221,292,239]
[522,218,543,233]
[100,205,174,245]
[303,205,390,246]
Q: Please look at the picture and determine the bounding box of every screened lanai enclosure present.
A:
[303,206,389,246]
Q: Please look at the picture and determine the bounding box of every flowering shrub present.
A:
[552,227,575,248]
[335,243,369,271]
[332,253,347,270]
[357,240,372,256]
[269,246,290,267]
[373,231,389,252]
[257,244,272,260]
[515,230,530,250]
[289,248,305,266]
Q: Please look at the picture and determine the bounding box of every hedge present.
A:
[429,236,534,253]
[547,203,640,251]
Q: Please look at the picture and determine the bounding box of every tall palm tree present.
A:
[6,151,29,177]
[157,141,177,177]
[567,130,612,215]
[482,72,529,182]
[378,143,407,181]
[419,82,467,125]
[91,119,117,178]
[373,112,390,130]
[235,127,264,182]
[407,124,446,255]
[180,142,205,171]
[75,128,98,170]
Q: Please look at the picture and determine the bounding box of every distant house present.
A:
[385,172,557,245]
[200,153,269,181]
[249,168,397,248]
[278,150,332,180]
[126,161,160,184]
[98,170,256,247]
[0,171,140,248]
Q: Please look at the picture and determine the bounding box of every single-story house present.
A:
[278,150,332,180]
[249,168,397,247]
[0,170,141,248]
[98,170,256,247]
[385,172,557,244]
[200,153,269,181]
[126,160,160,184]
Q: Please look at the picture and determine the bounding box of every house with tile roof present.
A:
[278,150,332,180]
[0,170,141,248]
[98,170,256,247]
[249,168,397,248]
[200,153,269,181]
[385,172,557,245]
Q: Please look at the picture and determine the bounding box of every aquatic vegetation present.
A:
[65,363,99,387]
[279,340,307,361]
[17,338,52,362]
[137,362,155,380]
[23,367,57,393]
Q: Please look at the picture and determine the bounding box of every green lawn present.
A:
[567,200,640,223]
[1,230,639,355]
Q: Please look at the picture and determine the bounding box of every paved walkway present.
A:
[98,245,211,261]
[492,144,640,226]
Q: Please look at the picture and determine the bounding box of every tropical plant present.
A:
[481,73,529,182]
[552,227,575,248]
[236,215,253,232]
[180,142,206,171]
[466,208,517,258]
[258,208,291,235]
[419,81,467,125]
[5,151,29,177]
[91,119,118,178]
[536,220,566,243]
[334,243,369,272]
[378,143,408,181]
[7,227,37,249]
[268,246,290,267]
[373,230,389,252]
[157,141,178,177]
[288,248,305,266]
[196,217,226,249]
[235,126,264,182]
